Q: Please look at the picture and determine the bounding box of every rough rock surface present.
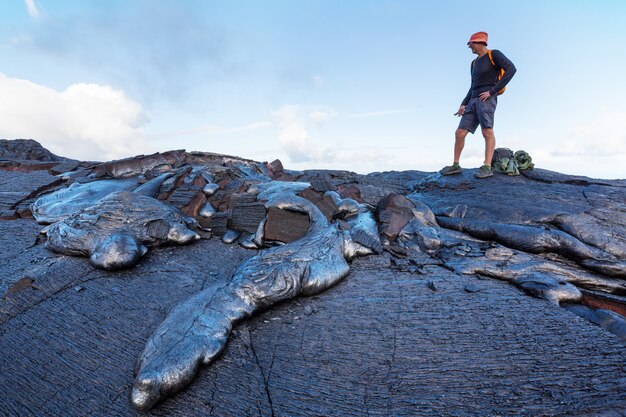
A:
[0,138,66,162]
[1,140,625,416]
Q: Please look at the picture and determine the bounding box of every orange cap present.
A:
[467,31,488,45]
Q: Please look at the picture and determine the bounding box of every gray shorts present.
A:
[458,96,497,134]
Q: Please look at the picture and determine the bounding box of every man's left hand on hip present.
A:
[479,91,492,101]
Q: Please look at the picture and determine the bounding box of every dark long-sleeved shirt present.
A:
[461,49,516,106]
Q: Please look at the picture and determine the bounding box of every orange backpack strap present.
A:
[487,50,503,76]
[487,49,506,94]
[487,49,496,66]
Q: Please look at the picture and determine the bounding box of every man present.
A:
[441,31,516,178]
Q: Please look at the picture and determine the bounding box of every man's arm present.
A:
[461,88,471,106]
[489,49,517,97]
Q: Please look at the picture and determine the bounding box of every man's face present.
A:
[468,42,479,54]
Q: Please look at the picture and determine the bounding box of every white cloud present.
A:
[321,146,396,173]
[24,0,39,18]
[148,121,271,140]
[555,111,626,156]
[309,109,338,125]
[532,151,626,179]
[272,105,334,163]
[347,109,413,119]
[0,73,154,161]
[269,105,408,173]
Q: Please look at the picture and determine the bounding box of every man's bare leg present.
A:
[440,128,470,175]
[454,128,470,164]
[481,128,496,166]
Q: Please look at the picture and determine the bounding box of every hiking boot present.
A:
[440,164,462,176]
[474,165,493,179]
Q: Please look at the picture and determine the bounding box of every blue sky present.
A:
[1,1,625,178]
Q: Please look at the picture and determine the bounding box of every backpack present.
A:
[487,50,506,95]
